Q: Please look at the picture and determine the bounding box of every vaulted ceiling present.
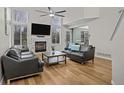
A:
[12,7,98,28]
[12,7,84,24]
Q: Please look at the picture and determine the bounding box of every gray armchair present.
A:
[1,48,44,84]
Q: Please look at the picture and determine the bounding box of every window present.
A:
[14,25,20,45]
[66,31,71,45]
[12,9,28,46]
[81,31,84,42]
[81,31,90,46]
[51,16,62,44]
[14,25,27,46]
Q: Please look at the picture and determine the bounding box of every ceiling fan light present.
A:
[49,13,54,17]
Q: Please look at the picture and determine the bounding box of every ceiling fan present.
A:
[35,7,66,17]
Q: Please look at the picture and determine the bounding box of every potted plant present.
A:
[51,46,55,54]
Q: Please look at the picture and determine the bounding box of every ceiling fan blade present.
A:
[48,7,51,11]
[48,7,53,13]
[55,14,65,17]
[55,10,66,13]
[35,10,49,13]
[40,14,49,17]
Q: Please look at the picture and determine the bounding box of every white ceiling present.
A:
[12,7,98,28]
[12,7,84,24]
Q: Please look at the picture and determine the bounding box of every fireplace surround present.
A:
[35,41,46,52]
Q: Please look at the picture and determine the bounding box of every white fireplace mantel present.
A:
[29,35,51,53]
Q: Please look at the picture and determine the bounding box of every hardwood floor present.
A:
[10,54,112,85]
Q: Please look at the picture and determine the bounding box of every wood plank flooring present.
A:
[10,54,112,85]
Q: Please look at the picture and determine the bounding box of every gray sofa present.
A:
[64,45,95,64]
[1,47,44,84]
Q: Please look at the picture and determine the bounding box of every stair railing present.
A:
[110,9,124,41]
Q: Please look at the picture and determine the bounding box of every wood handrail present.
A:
[110,9,124,41]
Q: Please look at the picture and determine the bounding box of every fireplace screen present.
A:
[35,41,46,52]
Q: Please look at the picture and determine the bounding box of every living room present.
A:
[0,7,124,86]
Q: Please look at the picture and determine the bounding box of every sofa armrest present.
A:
[1,55,20,67]
[83,47,95,59]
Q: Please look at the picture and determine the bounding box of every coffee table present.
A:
[42,51,66,66]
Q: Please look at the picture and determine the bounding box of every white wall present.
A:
[87,7,121,59]
[112,9,124,84]
[83,7,99,18]
[63,7,84,24]
[0,8,10,84]
[85,7,124,84]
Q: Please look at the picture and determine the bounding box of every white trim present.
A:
[95,55,112,61]
[111,80,116,85]
[0,76,4,85]
[7,72,40,84]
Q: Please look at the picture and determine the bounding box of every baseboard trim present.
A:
[95,55,112,61]
[111,80,116,85]
[0,76,4,85]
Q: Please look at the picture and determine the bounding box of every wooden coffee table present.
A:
[42,51,66,66]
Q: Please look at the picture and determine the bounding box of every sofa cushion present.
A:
[21,48,29,52]
[70,52,84,58]
[21,51,32,55]
[20,51,34,59]
[20,54,34,59]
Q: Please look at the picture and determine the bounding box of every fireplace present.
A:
[35,41,46,52]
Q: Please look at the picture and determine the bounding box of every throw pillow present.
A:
[71,45,80,52]
[68,43,75,49]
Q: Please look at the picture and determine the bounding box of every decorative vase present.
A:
[52,51,55,54]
